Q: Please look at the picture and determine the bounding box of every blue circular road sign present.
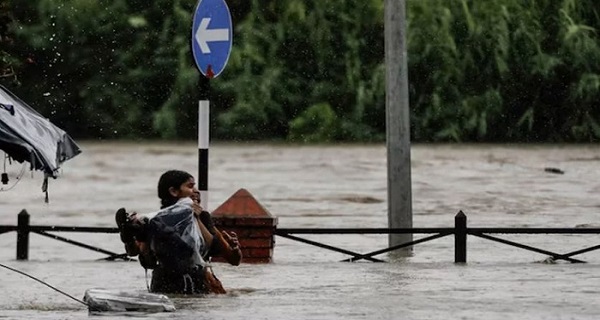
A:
[191,0,233,78]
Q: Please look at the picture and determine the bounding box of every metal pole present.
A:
[385,0,412,252]
[16,210,30,260]
[455,211,467,263]
[198,100,210,210]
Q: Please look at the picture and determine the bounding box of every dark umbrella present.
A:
[0,84,81,201]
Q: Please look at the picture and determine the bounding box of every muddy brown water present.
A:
[1,142,600,319]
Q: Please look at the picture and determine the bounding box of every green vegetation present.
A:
[1,0,599,142]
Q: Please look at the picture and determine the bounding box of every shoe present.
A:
[115,208,142,256]
[115,208,134,244]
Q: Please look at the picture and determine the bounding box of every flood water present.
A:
[1,142,600,319]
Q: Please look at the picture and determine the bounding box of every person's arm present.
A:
[212,229,242,266]
[196,210,242,265]
[191,203,214,249]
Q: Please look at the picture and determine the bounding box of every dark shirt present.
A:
[138,210,219,269]
[147,210,219,294]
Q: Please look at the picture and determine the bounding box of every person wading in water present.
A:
[115,169,242,294]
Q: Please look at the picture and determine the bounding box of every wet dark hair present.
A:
[157,170,193,209]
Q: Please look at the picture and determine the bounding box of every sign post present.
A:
[192,0,233,209]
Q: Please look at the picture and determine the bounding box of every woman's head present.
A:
[157,170,198,208]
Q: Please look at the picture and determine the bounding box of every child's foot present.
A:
[115,208,140,256]
[115,208,134,243]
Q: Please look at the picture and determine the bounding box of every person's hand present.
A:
[128,211,139,222]
[219,230,242,266]
[223,231,240,250]
[191,202,204,215]
[209,227,242,265]
[192,191,201,204]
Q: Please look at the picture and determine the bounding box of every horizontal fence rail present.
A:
[276,228,455,234]
[28,226,118,233]
[0,225,16,235]
[2,210,600,263]
[469,228,600,234]
[276,211,600,263]
[275,228,454,262]
[1,210,126,261]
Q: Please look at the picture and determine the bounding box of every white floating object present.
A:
[83,288,175,313]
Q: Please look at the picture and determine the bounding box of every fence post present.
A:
[455,211,467,263]
[17,210,30,260]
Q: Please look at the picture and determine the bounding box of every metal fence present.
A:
[275,211,600,263]
[2,210,600,263]
[1,210,127,261]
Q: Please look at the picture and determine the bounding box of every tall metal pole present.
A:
[385,0,412,252]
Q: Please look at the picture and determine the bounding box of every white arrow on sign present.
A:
[195,18,229,54]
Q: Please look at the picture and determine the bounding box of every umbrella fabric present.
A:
[0,85,81,179]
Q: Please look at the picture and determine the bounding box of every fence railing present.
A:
[275,227,454,262]
[1,210,128,261]
[275,211,600,263]
[2,210,600,263]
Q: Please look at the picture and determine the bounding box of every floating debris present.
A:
[83,288,175,313]
[544,167,564,174]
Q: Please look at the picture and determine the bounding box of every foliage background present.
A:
[1,0,599,142]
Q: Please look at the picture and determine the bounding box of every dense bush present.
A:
[1,0,599,142]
